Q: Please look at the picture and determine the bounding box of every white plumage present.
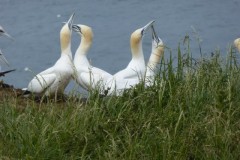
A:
[234,38,240,52]
[72,24,113,91]
[26,13,75,96]
[106,21,155,95]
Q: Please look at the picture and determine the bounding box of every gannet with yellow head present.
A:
[114,20,154,79]
[105,21,155,95]
[145,24,164,86]
[72,24,113,91]
[234,38,240,52]
[26,13,75,97]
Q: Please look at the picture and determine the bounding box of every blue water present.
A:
[0,0,240,91]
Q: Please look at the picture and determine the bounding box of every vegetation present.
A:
[0,36,240,159]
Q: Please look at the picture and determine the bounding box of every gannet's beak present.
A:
[3,32,14,40]
[72,24,82,34]
[151,25,161,44]
[141,20,155,36]
[0,50,9,66]
[67,13,75,30]
[0,25,14,40]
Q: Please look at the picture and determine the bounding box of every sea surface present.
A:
[0,0,240,93]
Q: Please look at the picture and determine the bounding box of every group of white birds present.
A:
[25,13,164,97]
[2,13,240,97]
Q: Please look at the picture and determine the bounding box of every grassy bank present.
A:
[0,37,240,159]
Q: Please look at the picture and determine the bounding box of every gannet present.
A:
[105,21,155,95]
[72,24,113,91]
[26,13,75,97]
[234,38,240,52]
[145,25,164,87]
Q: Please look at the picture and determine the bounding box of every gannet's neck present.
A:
[60,25,72,55]
[74,26,93,67]
[147,44,164,69]
[74,53,90,68]
[130,30,144,59]
[74,36,92,68]
[74,24,93,56]
[77,36,92,55]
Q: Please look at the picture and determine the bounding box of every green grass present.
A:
[0,36,240,159]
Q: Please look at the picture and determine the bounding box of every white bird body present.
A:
[106,77,139,95]
[234,38,240,52]
[28,54,73,95]
[105,21,154,95]
[145,25,164,87]
[72,24,113,91]
[114,56,145,80]
[27,14,75,96]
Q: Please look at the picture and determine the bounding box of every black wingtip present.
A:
[23,90,31,95]
[0,69,16,77]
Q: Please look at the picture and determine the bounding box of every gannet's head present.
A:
[0,25,13,40]
[72,24,93,43]
[234,38,240,52]
[151,25,164,54]
[130,20,155,55]
[0,49,9,66]
[60,13,75,51]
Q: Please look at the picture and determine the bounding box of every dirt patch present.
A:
[0,81,87,108]
[0,81,24,100]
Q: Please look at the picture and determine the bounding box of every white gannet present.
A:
[72,24,113,91]
[145,25,164,87]
[234,38,240,52]
[105,21,155,95]
[26,13,75,97]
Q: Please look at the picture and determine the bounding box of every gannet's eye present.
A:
[72,25,81,33]
[77,26,81,33]
[0,30,4,33]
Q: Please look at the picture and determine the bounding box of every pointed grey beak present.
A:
[0,50,10,66]
[141,20,155,35]
[151,25,160,44]
[3,32,14,41]
[67,13,75,30]
[0,26,14,40]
